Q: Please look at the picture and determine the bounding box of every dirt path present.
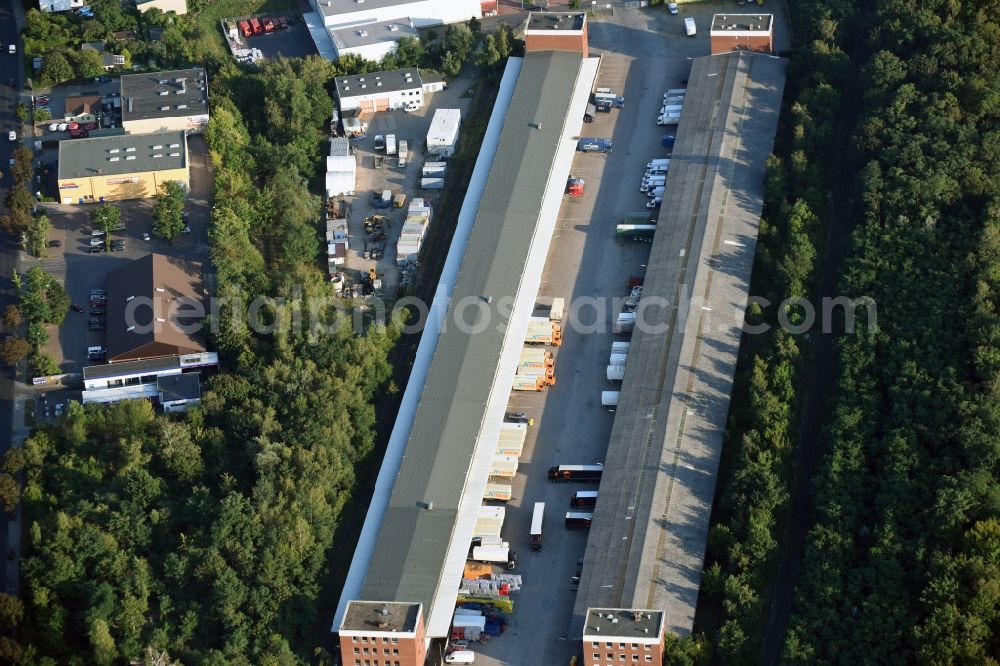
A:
[756,12,871,663]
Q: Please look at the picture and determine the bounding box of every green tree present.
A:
[152,180,186,241]
[26,214,51,258]
[5,186,33,216]
[0,337,30,366]
[34,107,52,122]
[15,103,27,122]
[0,474,19,512]
[445,23,474,62]
[467,15,481,34]
[90,203,121,250]
[29,352,59,377]
[475,35,501,69]
[74,48,106,79]
[39,51,74,87]
[441,51,462,78]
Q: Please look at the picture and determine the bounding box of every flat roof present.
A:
[335,68,423,100]
[582,609,664,642]
[120,67,208,122]
[315,0,422,17]
[357,50,587,622]
[526,11,585,32]
[157,372,201,402]
[331,18,417,51]
[711,13,773,32]
[340,601,421,634]
[57,130,187,179]
[84,355,181,380]
[572,52,786,637]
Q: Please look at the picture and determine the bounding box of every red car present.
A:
[262,17,274,33]
[239,20,252,37]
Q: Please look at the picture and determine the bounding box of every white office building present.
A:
[335,68,428,113]
[330,17,419,61]
[312,0,480,29]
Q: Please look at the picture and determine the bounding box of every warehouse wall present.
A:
[710,33,772,54]
[58,166,189,203]
[319,0,481,29]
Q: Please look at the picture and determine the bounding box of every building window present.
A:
[353,648,359,655]
[592,642,599,649]
[392,649,398,655]
[645,657,653,663]
[354,661,360,666]
[593,655,600,661]
[631,644,638,650]
[352,638,359,644]
[391,638,398,644]
[643,644,650,651]
[384,649,390,655]
[606,643,612,648]
[362,637,368,644]
[619,643,625,649]
[619,655,626,661]
[632,656,639,662]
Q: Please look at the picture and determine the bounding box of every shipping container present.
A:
[427,108,461,157]
[386,134,397,156]
[483,483,512,502]
[421,177,445,190]
[572,490,599,508]
[565,511,594,529]
[490,455,519,478]
[398,139,408,167]
[549,297,565,322]
[601,391,620,407]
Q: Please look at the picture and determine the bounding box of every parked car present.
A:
[88,322,105,331]
[180,226,191,234]
[142,232,150,241]
[90,238,104,247]
[7,130,14,142]
[90,309,105,316]
[54,403,63,417]
[71,304,84,312]
[49,239,61,247]
[668,2,678,13]
[88,247,104,254]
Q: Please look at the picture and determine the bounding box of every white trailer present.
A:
[616,312,636,333]
[386,134,397,156]
[607,365,625,381]
[601,390,620,407]
[549,297,565,322]
[490,455,519,478]
[646,158,670,169]
[471,545,515,567]
[397,139,408,167]
[421,177,445,190]
[530,502,545,551]
[427,108,461,157]
[483,483,512,502]
[685,16,696,36]
[611,341,630,354]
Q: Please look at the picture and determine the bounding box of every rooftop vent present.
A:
[169,152,180,157]
[156,287,166,292]
[152,154,162,158]
[177,104,188,109]
[160,106,170,111]
[611,618,619,624]
[169,143,180,148]
[158,79,167,84]
[153,144,163,149]
[358,30,368,37]
[632,611,642,621]
[389,24,398,31]
[109,148,120,153]
[159,90,169,96]
[109,156,120,161]
[125,147,135,152]
[126,155,136,160]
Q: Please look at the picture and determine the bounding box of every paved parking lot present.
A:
[27,136,212,423]
[342,78,474,293]
[466,2,789,664]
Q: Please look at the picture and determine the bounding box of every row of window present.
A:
[592,654,653,663]
[353,661,399,666]
[590,642,652,650]
[351,636,399,644]
[354,647,399,656]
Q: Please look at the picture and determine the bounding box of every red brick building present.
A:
[582,609,665,666]
[339,602,427,666]
[709,13,773,54]
[524,11,588,58]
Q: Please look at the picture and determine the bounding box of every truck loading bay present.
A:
[472,4,789,665]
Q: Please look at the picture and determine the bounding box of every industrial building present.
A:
[82,353,217,406]
[425,108,461,158]
[335,68,428,113]
[136,0,187,13]
[311,0,480,29]
[104,253,207,363]
[571,51,786,650]
[56,130,189,203]
[583,609,665,666]
[523,11,589,58]
[120,67,209,134]
[330,18,419,61]
[334,14,597,662]
[709,13,774,54]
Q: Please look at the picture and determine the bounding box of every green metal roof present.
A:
[359,50,585,613]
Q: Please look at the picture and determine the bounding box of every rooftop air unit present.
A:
[160,106,170,111]
[159,90,169,96]
[358,30,368,37]
[158,79,167,84]
[177,104,188,109]
[153,145,163,149]
[169,143,180,148]
[153,154,162,158]
[125,147,136,152]
[169,152,180,157]
[109,156,120,161]
[109,148,120,153]
[389,24,398,31]
[125,156,136,160]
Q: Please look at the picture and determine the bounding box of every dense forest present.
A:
[783,0,1000,661]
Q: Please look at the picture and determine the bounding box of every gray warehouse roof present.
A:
[335,68,423,100]
[572,52,786,637]
[120,67,208,122]
[331,18,418,51]
[57,130,188,179]
[315,0,420,18]
[358,50,587,620]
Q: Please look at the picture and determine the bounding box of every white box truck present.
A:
[386,134,397,156]
[397,139,408,167]
[685,17,696,36]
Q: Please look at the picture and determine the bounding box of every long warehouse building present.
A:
[572,50,787,657]
[334,15,597,666]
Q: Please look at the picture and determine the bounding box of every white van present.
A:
[444,650,475,664]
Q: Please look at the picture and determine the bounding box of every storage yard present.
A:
[333,3,790,665]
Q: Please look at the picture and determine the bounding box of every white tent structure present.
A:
[326,155,356,197]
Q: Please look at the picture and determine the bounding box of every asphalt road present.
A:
[0,0,26,596]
